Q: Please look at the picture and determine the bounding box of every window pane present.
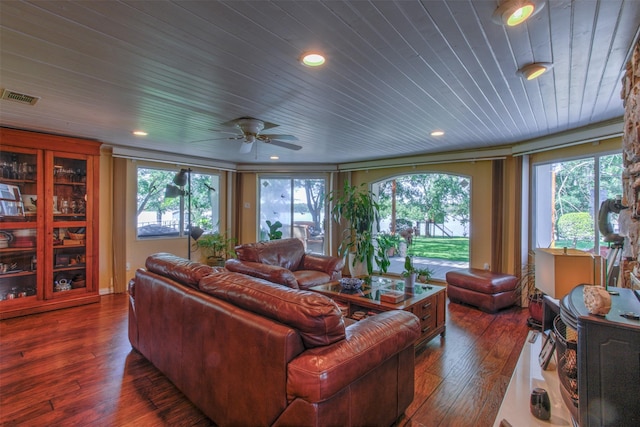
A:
[260,178,292,240]
[598,153,624,253]
[533,153,622,256]
[191,173,220,233]
[373,173,470,280]
[137,168,180,238]
[293,179,325,254]
[137,167,219,239]
[555,159,595,250]
[259,177,326,254]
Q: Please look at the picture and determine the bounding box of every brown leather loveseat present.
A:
[225,237,345,289]
[129,253,420,427]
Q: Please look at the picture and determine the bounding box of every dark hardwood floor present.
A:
[0,293,530,427]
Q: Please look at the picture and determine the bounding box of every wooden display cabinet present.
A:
[0,128,101,319]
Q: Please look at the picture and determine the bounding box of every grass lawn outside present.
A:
[407,236,469,262]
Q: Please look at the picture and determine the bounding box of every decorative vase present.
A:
[528,294,543,323]
[530,388,551,420]
[348,253,368,277]
[404,272,416,289]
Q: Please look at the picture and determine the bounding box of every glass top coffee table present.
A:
[310,276,446,347]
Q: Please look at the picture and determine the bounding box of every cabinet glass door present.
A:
[0,148,40,302]
[50,154,90,297]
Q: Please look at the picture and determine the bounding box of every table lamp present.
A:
[534,248,603,299]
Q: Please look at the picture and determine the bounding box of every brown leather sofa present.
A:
[225,238,345,289]
[129,253,420,427]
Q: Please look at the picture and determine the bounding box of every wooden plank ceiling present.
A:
[0,0,638,166]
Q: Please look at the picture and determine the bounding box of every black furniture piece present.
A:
[559,285,640,427]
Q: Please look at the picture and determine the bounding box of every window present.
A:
[371,173,470,279]
[259,177,326,254]
[532,153,622,255]
[137,167,220,239]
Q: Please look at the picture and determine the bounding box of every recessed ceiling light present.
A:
[132,130,148,136]
[431,130,445,137]
[518,63,553,80]
[301,53,325,67]
[492,0,541,27]
[270,155,279,160]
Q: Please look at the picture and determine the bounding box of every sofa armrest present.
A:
[286,310,420,402]
[301,253,345,281]
[224,258,299,289]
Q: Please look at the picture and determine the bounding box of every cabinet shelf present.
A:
[1,294,37,303]
[53,182,86,187]
[0,247,36,254]
[54,265,86,272]
[53,244,86,249]
[0,270,36,278]
[53,215,86,221]
[0,178,37,185]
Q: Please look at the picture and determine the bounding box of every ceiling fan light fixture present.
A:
[492,0,539,26]
[301,52,325,67]
[518,62,553,80]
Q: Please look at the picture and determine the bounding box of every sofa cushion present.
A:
[293,270,332,290]
[199,271,345,348]
[225,258,299,289]
[146,253,224,289]
[234,238,305,271]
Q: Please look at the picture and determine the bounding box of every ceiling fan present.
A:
[198,117,301,154]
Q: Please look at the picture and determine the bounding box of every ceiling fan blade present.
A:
[189,135,243,143]
[266,139,302,151]
[239,140,254,154]
[259,134,298,141]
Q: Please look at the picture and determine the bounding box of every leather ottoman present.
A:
[446,269,517,313]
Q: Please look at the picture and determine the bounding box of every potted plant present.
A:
[402,255,417,287]
[374,232,400,274]
[265,220,283,240]
[326,182,385,276]
[377,232,401,257]
[193,231,237,267]
[416,267,434,284]
[515,250,543,327]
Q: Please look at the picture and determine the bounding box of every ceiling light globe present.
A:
[493,0,540,26]
[506,4,534,26]
[526,67,546,80]
[301,53,325,67]
[518,63,552,80]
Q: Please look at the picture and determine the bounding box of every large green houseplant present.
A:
[327,182,391,275]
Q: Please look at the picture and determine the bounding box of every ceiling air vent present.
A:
[1,89,40,105]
